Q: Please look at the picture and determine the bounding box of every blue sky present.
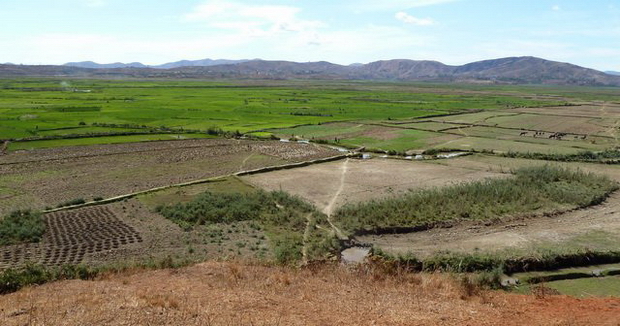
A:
[2,0,619,71]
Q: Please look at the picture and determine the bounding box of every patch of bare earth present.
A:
[242,158,505,213]
[1,261,618,326]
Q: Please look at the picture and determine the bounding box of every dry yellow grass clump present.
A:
[1,261,619,326]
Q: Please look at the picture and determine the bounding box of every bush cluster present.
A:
[156,190,314,231]
[0,210,45,246]
[0,255,193,294]
[56,198,86,208]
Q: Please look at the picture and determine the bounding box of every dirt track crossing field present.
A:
[242,158,506,214]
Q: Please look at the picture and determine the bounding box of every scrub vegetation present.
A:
[334,165,618,234]
[156,190,339,264]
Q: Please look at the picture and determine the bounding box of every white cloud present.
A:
[395,12,435,26]
[184,1,325,36]
[82,0,106,8]
[6,23,434,66]
[552,5,561,11]
[353,0,458,11]
[405,0,459,7]
[13,33,249,65]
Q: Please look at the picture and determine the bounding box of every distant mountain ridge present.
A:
[64,58,251,69]
[606,71,620,76]
[1,56,618,86]
[64,61,147,69]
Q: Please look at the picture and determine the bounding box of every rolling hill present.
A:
[1,56,618,86]
[64,58,251,69]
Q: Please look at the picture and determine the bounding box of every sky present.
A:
[1,0,619,71]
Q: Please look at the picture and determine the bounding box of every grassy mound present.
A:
[0,210,45,246]
[334,165,618,234]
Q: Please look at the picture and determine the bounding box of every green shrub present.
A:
[0,210,45,246]
[156,190,313,231]
[270,231,303,265]
[0,255,195,295]
[56,198,86,208]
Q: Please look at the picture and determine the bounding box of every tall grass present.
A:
[501,149,620,163]
[334,165,618,234]
[372,246,620,275]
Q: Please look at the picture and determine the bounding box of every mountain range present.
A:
[1,56,619,86]
[63,58,251,69]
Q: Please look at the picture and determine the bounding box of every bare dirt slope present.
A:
[1,261,619,326]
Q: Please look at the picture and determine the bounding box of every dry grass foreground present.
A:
[1,261,619,326]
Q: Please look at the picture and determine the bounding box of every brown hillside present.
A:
[1,261,619,325]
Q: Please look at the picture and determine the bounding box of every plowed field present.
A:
[0,138,338,215]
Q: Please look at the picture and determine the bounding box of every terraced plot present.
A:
[0,206,141,269]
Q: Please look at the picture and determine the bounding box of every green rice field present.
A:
[2,79,619,154]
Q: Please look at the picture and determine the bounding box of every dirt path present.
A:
[323,159,348,217]
[242,158,504,219]
[301,212,314,264]
[324,159,349,240]
[359,191,620,258]
[239,153,254,171]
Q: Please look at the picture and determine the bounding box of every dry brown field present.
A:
[0,139,338,215]
[241,157,505,215]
